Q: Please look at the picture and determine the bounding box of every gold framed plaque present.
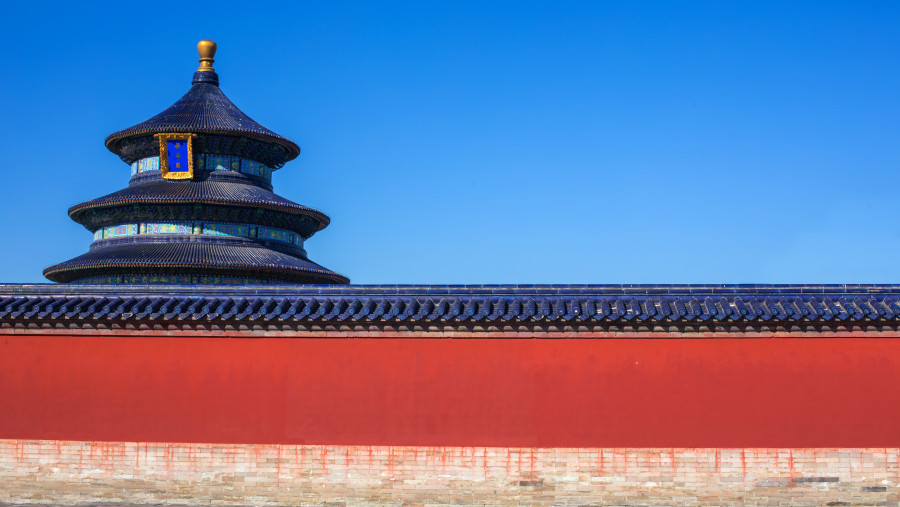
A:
[156,133,196,180]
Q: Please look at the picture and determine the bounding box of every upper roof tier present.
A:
[104,41,301,168]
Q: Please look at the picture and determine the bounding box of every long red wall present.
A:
[1,334,898,447]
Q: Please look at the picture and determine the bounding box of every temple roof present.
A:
[43,239,348,284]
[2,284,898,325]
[105,83,299,164]
[69,177,330,235]
[104,43,299,167]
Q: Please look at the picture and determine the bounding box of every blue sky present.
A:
[2,1,900,284]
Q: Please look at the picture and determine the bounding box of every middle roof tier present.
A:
[69,171,329,237]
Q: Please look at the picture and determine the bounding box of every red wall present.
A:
[1,334,898,447]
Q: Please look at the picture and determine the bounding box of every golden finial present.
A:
[197,40,217,72]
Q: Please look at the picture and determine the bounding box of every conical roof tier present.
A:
[44,41,348,285]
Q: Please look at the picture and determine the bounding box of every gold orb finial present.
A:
[197,40,217,72]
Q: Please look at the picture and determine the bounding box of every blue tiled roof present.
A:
[105,82,300,166]
[69,176,329,235]
[42,239,348,284]
[2,284,898,325]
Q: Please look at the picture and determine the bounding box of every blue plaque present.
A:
[156,133,195,180]
[167,140,189,172]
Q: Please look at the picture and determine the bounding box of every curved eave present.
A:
[102,82,301,166]
[66,178,331,233]
[105,128,300,163]
[43,243,349,285]
[45,263,348,285]
[68,197,330,231]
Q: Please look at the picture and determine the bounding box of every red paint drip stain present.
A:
[320,447,328,478]
[386,446,396,478]
[165,444,174,473]
[251,445,261,475]
[714,448,720,471]
[276,445,283,484]
[740,449,747,476]
[788,449,795,486]
[599,449,605,473]
[100,444,109,471]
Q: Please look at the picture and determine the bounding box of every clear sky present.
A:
[2,1,899,284]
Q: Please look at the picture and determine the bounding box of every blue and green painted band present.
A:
[71,275,295,285]
[94,221,304,247]
[131,154,273,181]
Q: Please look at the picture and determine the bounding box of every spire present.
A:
[193,40,219,86]
[197,40,216,71]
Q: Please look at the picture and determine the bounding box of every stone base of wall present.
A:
[1,440,898,506]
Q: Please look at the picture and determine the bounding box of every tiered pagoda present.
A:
[43,41,347,285]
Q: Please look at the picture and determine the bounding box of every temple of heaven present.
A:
[5,39,900,507]
[43,41,348,285]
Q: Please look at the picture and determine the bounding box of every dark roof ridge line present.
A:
[68,197,330,224]
[2,291,898,324]
[3,283,900,297]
